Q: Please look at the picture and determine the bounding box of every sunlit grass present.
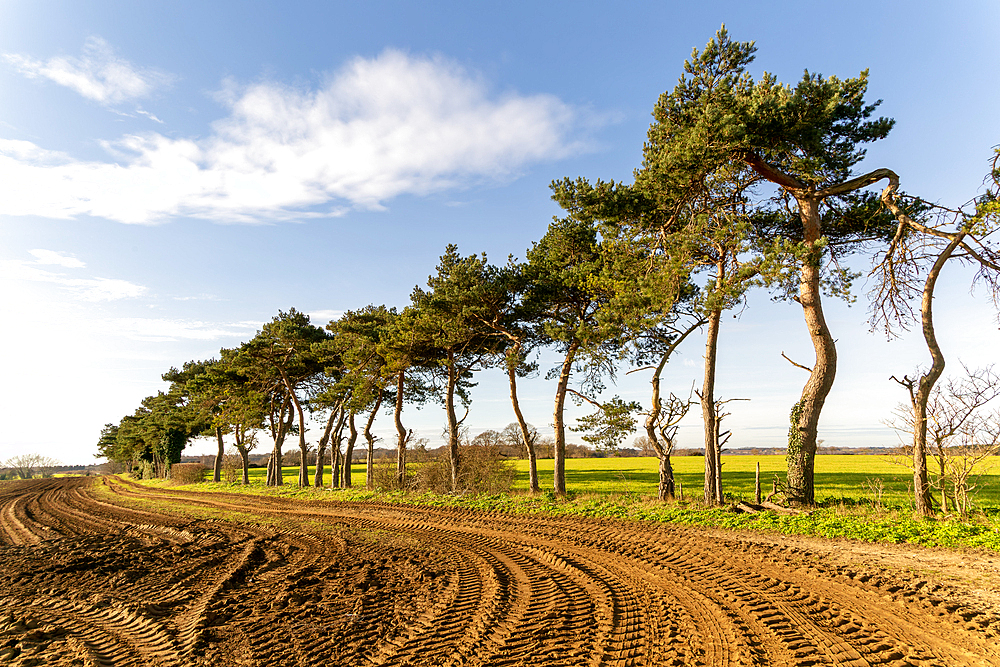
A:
[135,454,1000,551]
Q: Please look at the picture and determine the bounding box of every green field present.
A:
[232,454,1000,507]
[157,454,1000,551]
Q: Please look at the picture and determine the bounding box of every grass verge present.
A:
[127,455,1000,552]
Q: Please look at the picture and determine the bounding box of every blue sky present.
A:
[1,1,998,465]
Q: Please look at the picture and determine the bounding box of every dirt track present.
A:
[0,477,998,666]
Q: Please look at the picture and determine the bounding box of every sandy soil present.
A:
[0,476,997,666]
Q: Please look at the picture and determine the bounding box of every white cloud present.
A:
[29,248,86,268]
[0,50,584,224]
[0,258,145,301]
[307,309,344,324]
[107,317,259,342]
[2,36,172,104]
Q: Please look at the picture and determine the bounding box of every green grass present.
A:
[145,455,1000,552]
[509,455,1000,507]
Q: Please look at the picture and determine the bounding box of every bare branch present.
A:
[816,168,896,198]
[781,352,813,373]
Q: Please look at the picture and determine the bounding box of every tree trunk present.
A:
[343,411,357,488]
[266,455,274,486]
[658,455,675,502]
[269,402,293,487]
[237,446,249,485]
[394,371,407,489]
[446,350,461,492]
[364,389,383,490]
[786,196,837,506]
[314,407,343,488]
[273,367,310,488]
[552,340,580,496]
[910,233,965,516]
[213,426,224,483]
[508,347,539,493]
[646,351,673,501]
[331,444,341,490]
[702,307,722,505]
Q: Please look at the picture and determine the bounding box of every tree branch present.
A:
[566,387,603,409]
[740,151,806,191]
[781,352,813,372]
[816,168,896,198]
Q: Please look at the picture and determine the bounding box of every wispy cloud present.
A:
[0,254,145,301]
[28,248,86,268]
[107,317,259,342]
[0,50,586,224]
[2,36,172,104]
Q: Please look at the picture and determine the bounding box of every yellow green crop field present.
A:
[225,454,999,507]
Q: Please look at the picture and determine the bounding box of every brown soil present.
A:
[0,476,997,666]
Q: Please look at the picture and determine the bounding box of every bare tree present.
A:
[4,454,60,480]
[888,366,1000,516]
[872,161,1000,516]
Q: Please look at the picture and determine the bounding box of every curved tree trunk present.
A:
[343,411,357,488]
[508,348,539,494]
[910,233,965,516]
[646,349,673,501]
[701,307,722,505]
[552,340,580,496]
[786,196,838,505]
[213,426,224,483]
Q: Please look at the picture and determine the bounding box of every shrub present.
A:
[413,444,516,494]
[222,452,242,484]
[170,463,206,485]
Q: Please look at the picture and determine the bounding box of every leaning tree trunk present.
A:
[508,351,539,493]
[314,407,343,488]
[786,196,838,506]
[394,372,407,489]
[701,307,722,505]
[364,389,383,490]
[646,349,674,501]
[343,411,357,488]
[446,351,461,492]
[910,233,965,516]
[552,340,580,496]
[213,426,225,483]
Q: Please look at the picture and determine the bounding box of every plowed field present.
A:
[1,477,998,666]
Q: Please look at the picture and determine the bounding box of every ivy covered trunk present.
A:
[787,197,837,506]
[658,455,675,502]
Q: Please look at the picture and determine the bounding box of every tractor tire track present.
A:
[0,476,997,666]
